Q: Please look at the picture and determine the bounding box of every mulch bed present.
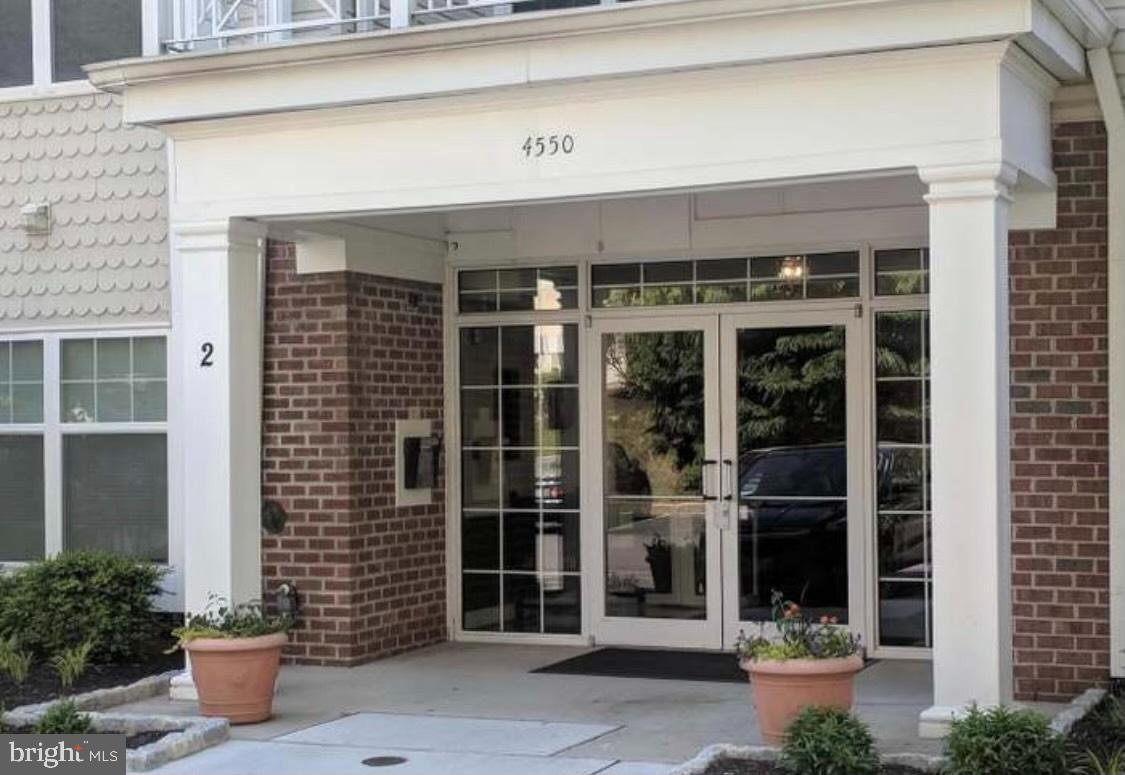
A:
[123,729,178,750]
[1066,683,1125,762]
[0,650,182,710]
[701,762,923,775]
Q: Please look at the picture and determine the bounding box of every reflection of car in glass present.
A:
[737,444,927,617]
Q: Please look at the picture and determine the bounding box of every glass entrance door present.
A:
[590,311,861,650]
[719,311,863,646]
[591,316,723,648]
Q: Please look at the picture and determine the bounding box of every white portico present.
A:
[87,0,1114,735]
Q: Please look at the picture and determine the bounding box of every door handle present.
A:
[722,460,735,502]
[701,459,718,502]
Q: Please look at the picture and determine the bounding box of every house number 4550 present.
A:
[522,134,575,158]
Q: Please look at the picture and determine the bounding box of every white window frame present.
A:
[447,242,933,658]
[447,258,589,645]
[0,327,177,610]
[0,0,159,103]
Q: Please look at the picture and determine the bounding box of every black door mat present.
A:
[532,647,747,683]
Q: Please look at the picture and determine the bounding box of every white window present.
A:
[0,333,168,565]
[0,0,151,97]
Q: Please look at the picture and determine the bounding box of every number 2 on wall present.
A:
[200,342,215,368]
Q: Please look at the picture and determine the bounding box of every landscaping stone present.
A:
[2,671,229,772]
[5,670,179,717]
[669,743,940,775]
[1048,688,1107,736]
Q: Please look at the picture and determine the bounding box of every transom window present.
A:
[458,266,579,313]
[590,252,860,308]
[874,248,930,296]
[0,334,168,564]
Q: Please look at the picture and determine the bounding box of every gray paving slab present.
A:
[150,740,616,775]
[276,712,620,756]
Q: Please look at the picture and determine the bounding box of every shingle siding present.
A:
[0,92,168,328]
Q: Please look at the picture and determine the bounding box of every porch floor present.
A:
[120,642,947,772]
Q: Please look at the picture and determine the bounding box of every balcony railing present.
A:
[162,0,630,52]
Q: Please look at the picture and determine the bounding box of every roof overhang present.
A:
[85,0,1108,127]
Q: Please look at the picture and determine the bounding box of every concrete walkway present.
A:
[116,642,945,772]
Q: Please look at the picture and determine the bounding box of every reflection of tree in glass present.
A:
[874,311,930,443]
[875,311,928,377]
[738,327,846,451]
[606,332,705,490]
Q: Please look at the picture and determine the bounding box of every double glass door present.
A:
[592,310,862,649]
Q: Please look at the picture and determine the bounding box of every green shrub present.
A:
[34,701,93,735]
[1072,749,1125,775]
[2,650,33,685]
[51,640,95,690]
[944,705,1066,775]
[0,635,33,684]
[779,706,879,775]
[0,551,165,663]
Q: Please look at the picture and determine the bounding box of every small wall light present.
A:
[274,581,299,618]
[778,255,805,281]
[20,203,51,236]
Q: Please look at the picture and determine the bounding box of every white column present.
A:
[168,219,267,700]
[917,163,1016,737]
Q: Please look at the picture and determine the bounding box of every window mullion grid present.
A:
[496,327,505,633]
[920,310,932,648]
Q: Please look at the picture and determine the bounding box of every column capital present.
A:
[918,162,1019,204]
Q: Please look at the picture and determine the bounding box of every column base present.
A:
[918,701,990,737]
[169,670,198,702]
[918,705,967,738]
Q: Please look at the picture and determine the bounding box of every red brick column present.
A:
[260,241,446,665]
[1009,120,1111,701]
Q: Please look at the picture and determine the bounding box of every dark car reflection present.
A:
[739,444,927,624]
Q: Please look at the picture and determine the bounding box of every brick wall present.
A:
[1009,120,1111,702]
[260,241,446,665]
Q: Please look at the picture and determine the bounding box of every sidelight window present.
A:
[460,324,581,634]
[873,309,932,647]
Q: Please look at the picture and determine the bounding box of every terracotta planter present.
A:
[741,654,864,746]
[185,632,287,724]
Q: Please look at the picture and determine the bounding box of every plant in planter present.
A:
[171,599,291,724]
[735,591,863,745]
